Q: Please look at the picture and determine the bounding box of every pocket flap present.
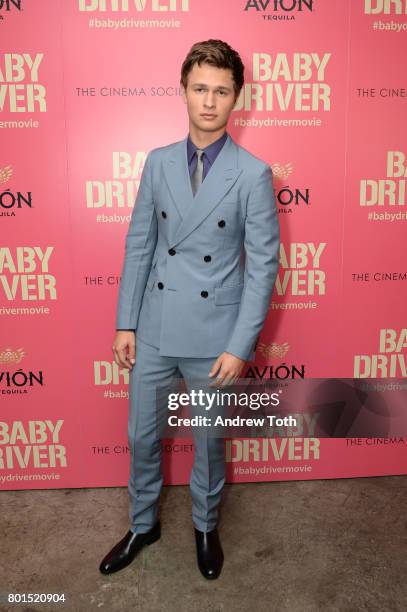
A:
[214,284,244,305]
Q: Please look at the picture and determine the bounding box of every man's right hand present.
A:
[112,331,136,370]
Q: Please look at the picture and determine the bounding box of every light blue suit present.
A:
[116,132,280,533]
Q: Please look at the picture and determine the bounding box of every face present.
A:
[181,62,238,135]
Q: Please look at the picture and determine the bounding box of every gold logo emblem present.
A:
[257,342,289,360]
[0,165,13,185]
[270,162,293,181]
[0,348,26,364]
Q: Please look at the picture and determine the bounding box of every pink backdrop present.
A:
[1,0,406,490]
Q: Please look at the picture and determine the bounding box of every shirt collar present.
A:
[187,131,228,165]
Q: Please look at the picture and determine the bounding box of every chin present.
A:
[198,120,223,131]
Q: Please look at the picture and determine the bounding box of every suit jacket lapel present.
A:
[163,132,242,248]
[162,136,193,222]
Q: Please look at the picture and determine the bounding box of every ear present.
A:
[233,89,241,109]
[180,84,187,105]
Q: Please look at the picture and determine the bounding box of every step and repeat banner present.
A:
[1,0,406,490]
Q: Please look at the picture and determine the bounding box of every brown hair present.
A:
[180,39,244,99]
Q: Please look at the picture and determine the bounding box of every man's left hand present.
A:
[208,352,246,387]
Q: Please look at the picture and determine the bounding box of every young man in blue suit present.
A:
[99,39,280,580]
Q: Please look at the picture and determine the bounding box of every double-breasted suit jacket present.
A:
[116,132,280,361]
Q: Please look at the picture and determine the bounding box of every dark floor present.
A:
[1,476,406,612]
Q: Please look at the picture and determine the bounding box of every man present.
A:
[99,39,280,580]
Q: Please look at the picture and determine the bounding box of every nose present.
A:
[204,91,215,109]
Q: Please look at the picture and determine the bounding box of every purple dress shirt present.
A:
[187,131,228,182]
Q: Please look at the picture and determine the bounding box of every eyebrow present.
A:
[192,83,232,91]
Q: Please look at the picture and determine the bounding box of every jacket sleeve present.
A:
[115,151,157,330]
[225,164,280,361]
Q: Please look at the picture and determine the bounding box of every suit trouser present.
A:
[127,336,226,534]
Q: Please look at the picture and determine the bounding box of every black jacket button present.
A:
[218,219,226,228]
[204,255,211,262]
[168,248,176,256]
[157,282,164,290]
[161,211,167,218]
[201,290,208,298]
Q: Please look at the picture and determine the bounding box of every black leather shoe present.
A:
[99,521,161,575]
[194,527,224,579]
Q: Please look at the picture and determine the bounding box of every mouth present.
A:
[200,114,217,119]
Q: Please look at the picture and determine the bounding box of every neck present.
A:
[188,124,226,149]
